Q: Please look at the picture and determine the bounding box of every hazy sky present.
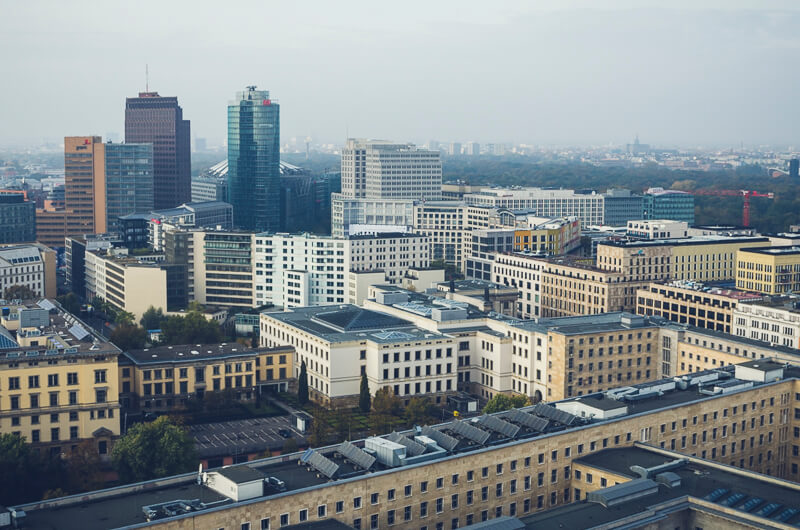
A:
[2,0,799,148]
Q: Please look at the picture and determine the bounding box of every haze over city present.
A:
[2,0,800,148]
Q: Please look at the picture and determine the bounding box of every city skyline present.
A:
[2,1,800,148]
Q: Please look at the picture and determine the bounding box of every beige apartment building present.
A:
[84,248,168,320]
[636,280,763,334]
[118,343,294,413]
[0,300,121,459]
[17,359,800,529]
[736,246,800,295]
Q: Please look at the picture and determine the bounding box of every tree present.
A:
[115,310,135,326]
[110,324,146,351]
[308,409,331,448]
[56,292,81,314]
[3,284,37,300]
[65,440,105,493]
[140,306,166,331]
[404,396,433,426]
[298,361,309,405]
[111,416,197,483]
[160,311,222,345]
[358,373,371,413]
[0,433,65,504]
[372,386,402,416]
[482,394,530,414]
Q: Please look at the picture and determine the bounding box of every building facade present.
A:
[464,188,604,227]
[736,246,800,295]
[0,243,57,299]
[84,249,168,319]
[642,187,695,224]
[125,92,191,209]
[0,300,121,459]
[0,192,36,244]
[227,86,281,231]
[733,297,800,349]
[636,281,762,334]
[104,142,154,233]
[626,219,688,240]
[601,188,643,226]
[118,344,294,413]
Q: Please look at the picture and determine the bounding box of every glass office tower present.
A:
[227,86,281,231]
[104,143,154,232]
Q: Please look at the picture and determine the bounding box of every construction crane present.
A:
[691,189,774,227]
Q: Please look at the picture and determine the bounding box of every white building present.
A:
[464,188,605,226]
[0,243,57,299]
[340,139,441,200]
[733,298,800,349]
[626,220,689,240]
[331,195,414,237]
[253,233,349,309]
[260,304,459,404]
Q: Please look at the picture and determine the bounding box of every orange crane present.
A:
[691,189,774,227]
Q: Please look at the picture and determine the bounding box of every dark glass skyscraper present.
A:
[104,142,154,232]
[125,92,191,209]
[227,86,280,231]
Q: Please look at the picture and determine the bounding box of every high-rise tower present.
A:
[227,86,281,231]
[124,92,191,209]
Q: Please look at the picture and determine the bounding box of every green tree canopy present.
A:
[114,310,136,326]
[358,373,371,413]
[160,311,222,345]
[298,360,309,405]
[0,433,65,504]
[110,324,147,351]
[404,396,433,426]
[111,416,197,483]
[140,306,166,331]
[3,284,37,300]
[372,386,402,416]
[482,394,530,414]
[56,292,81,314]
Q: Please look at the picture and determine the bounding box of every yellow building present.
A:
[736,246,800,295]
[513,217,581,255]
[636,280,763,334]
[0,300,120,458]
[598,236,770,283]
[16,358,800,529]
[119,343,294,413]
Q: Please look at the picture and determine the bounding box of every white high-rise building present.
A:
[334,138,442,236]
[340,138,442,200]
[464,188,605,226]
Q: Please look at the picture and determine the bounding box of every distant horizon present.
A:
[2,1,800,149]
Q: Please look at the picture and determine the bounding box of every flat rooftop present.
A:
[511,312,658,335]
[520,445,800,528]
[17,364,800,529]
[0,299,119,364]
[123,343,292,365]
[263,305,451,344]
[599,235,769,249]
[739,245,800,256]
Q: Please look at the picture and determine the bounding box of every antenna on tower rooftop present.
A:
[146,64,149,92]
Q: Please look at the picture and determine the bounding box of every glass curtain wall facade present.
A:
[227,86,280,231]
[104,143,154,232]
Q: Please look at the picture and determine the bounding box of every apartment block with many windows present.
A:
[636,280,763,334]
[17,360,800,529]
[736,246,800,295]
[0,300,120,459]
[118,343,294,413]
